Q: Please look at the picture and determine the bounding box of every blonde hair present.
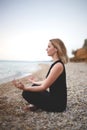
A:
[50,38,68,64]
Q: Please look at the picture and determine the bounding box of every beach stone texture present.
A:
[0,62,87,130]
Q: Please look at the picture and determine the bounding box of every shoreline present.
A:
[0,61,51,85]
[0,63,50,86]
[0,62,87,130]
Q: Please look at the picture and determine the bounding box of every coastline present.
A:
[0,61,47,85]
[0,62,87,130]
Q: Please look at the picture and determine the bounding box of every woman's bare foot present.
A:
[23,104,39,111]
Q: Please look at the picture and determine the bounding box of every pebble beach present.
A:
[0,62,87,130]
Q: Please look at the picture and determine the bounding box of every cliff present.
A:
[70,39,87,62]
[70,48,87,62]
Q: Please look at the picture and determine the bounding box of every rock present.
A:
[70,48,87,62]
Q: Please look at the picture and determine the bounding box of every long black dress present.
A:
[22,60,67,112]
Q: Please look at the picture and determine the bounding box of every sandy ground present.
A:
[0,62,87,130]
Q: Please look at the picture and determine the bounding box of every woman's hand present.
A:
[28,75,36,84]
[12,80,25,90]
[12,79,44,92]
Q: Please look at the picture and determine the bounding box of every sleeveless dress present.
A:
[22,60,67,112]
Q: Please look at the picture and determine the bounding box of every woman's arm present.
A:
[29,79,45,85]
[28,75,45,85]
[13,63,63,92]
[37,62,63,91]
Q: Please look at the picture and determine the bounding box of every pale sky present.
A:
[0,0,87,61]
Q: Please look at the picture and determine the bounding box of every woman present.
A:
[13,38,68,112]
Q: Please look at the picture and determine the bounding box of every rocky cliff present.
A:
[70,48,87,62]
[70,40,87,62]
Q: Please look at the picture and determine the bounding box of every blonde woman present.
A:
[13,38,68,112]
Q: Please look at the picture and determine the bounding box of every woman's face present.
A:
[46,42,57,56]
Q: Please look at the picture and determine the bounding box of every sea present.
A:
[0,60,50,84]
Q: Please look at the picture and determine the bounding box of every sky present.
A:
[0,0,87,61]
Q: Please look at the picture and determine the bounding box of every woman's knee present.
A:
[22,91,33,99]
[22,91,29,98]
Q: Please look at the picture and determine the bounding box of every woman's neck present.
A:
[52,55,60,62]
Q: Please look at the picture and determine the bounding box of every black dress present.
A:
[22,60,67,112]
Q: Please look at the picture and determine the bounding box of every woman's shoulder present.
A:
[52,61,63,71]
[52,60,64,66]
[51,60,64,72]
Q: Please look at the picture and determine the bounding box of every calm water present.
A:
[0,60,49,84]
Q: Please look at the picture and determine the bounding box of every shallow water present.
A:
[0,60,49,84]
